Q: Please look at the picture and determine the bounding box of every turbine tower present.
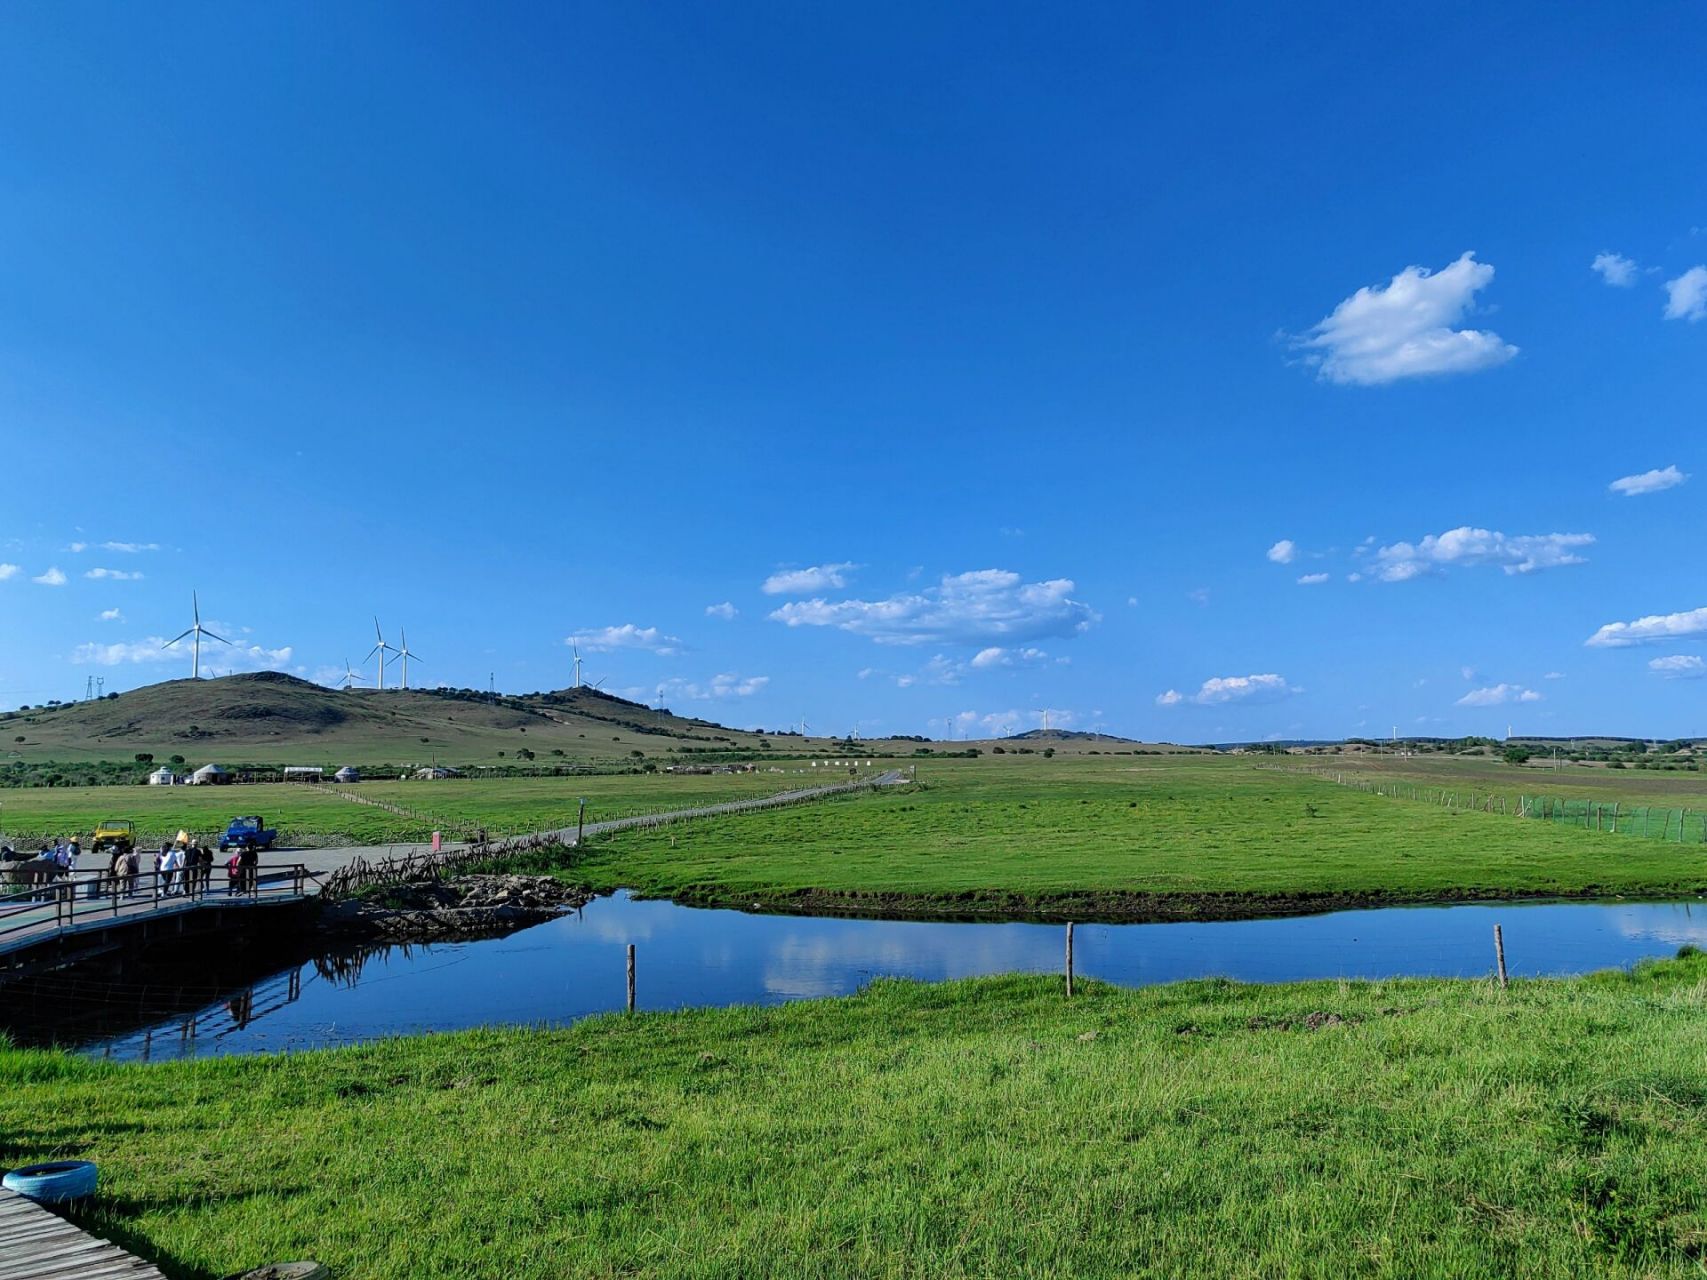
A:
[392,628,424,690]
[571,642,584,688]
[162,591,232,679]
[366,617,399,691]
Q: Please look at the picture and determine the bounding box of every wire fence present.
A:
[1287,767,1707,844]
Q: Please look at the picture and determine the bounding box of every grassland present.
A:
[1328,751,1707,806]
[8,955,1707,1277]
[0,771,827,847]
[512,756,1707,919]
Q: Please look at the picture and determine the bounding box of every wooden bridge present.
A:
[0,864,314,974]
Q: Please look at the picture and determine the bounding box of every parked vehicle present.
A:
[219,816,278,853]
[91,820,134,858]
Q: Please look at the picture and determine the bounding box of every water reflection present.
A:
[3,892,1703,1062]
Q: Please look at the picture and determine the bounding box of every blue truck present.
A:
[219,816,278,853]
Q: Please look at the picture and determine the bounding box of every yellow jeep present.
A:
[92,820,135,856]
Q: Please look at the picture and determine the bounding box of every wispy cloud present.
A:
[1609,465,1687,497]
[0,564,18,582]
[969,646,1050,669]
[566,624,684,656]
[1296,572,1329,586]
[661,673,770,700]
[32,567,66,587]
[99,608,123,622]
[85,567,145,581]
[1371,527,1593,582]
[1649,655,1706,680]
[1157,673,1296,707]
[1664,267,1707,322]
[761,563,858,596]
[704,602,738,620]
[769,569,1098,647]
[1586,606,1707,648]
[99,541,160,554]
[1296,252,1517,386]
[74,637,293,671]
[1591,252,1638,287]
[1457,683,1541,707]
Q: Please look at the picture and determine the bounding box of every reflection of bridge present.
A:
[0,865,313,974]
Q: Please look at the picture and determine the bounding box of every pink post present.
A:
[431,830,442,853]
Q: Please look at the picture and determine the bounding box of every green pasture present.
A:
[543,756,1707,914]
[8,955,1707,1277]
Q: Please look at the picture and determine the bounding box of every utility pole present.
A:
[96,677,104,698]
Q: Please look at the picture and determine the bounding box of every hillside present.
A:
[0,673,782,768]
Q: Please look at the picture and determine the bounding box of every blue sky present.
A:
[2,3,1704,742]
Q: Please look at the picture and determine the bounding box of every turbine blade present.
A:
[162,629,193,648]
[202,628,233,646]
[193,591,200,625]
[365,644,382,661]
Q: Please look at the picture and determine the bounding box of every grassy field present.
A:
[7,955,1707,1277]
[0,771,831,847]
[1328,752,1707,806]
[523,756,1707,918]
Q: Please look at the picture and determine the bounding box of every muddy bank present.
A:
[649,881,1707,925]
[318,874,594,941]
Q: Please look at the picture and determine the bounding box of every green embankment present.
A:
[539,759,1707,917]
[7,957,1707,1277]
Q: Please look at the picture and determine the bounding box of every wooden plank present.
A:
[0,1189,166,1280]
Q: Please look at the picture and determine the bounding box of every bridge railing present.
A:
[0,863,312,953]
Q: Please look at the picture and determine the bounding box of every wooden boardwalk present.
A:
[0,1187,165,1278]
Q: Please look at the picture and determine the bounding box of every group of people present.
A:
[2,834,261,898]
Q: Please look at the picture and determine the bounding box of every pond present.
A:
[6,891,1706,1061]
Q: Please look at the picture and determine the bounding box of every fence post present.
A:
[1065,922,1075,998]
[1494,924,1508,990]
[626,943,636,1012]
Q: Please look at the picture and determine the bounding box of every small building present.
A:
[147,766,180,786]
[333,765,361,784]
[282,766,325,783]
[190,763,230,785]
[413,766,459,780]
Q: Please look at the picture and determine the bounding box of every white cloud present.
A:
[1296,572,1329,586]
[566,624,684,656]
[1591,252,1638,287]
[32,567,66,587]
[67,542,88,553]
[1126,596,1138,607]
[85,567,144,581]
[1156,673,1296,707]
[704,602,738,620]
[662,673,770,700]
[1609,465,1687,497]
[1187,587,1210,607]
[99,608,123,622]
[1460,666,1478,681]
[1586,606,1707,648]
[1372,527,1593,581]
[761,563,857,596]
[100,541,159,554]
[970,646,1049,669]
[1544,671,1565,680]
[1649,655,1706,680]
[769,569,1098,647]
[1456,684,1542,707]
[0,564,18,581]
[1298,252,1518,385]
[74,637,293,671]
[1664,267,1707,322]
[1346,572,1363,583]
[1267,539,1297,565]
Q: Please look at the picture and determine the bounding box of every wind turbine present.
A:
[162,591,232,679]
[338,658,366,690]
[365,618,399,691]
[391,628,423,690]
[798,716,810,737]
[571,643,584,688]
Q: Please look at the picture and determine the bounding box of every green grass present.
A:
[8,956,1707,1277]
[0,772,826,847]
[540,757,1707,916]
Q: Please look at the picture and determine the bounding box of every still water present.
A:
[10,891,1707,1061]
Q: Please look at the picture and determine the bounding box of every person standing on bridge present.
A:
[124,846,139,897]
